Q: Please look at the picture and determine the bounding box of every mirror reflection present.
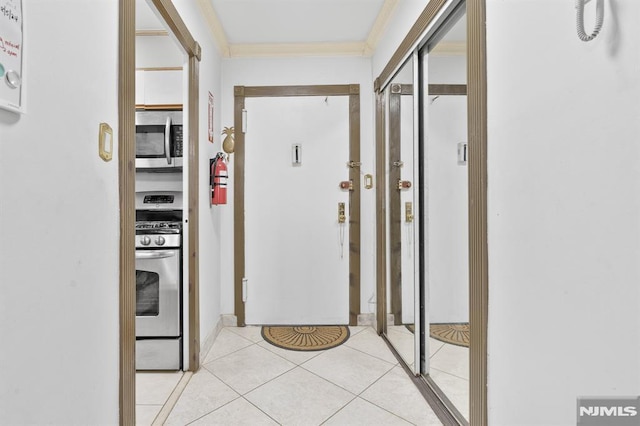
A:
[421,10,469,422]
[382,7,469,423]
[384,55,417,370]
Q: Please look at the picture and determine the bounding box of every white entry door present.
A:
[244,96,350,325]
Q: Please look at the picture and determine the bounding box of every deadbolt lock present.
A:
[339,180,353,191]
[405,202,414,223]
[338,202,346,224]
[398,180,412,190]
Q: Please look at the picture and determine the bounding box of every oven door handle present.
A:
[135,251,176,260]
[165,116,172,165]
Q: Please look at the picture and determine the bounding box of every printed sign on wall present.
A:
[0,0,23,113]
[208,91,214,143]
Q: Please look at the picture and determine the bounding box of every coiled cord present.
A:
[576,0,605,42]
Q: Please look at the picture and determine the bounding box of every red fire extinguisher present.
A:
[211,153,228,205]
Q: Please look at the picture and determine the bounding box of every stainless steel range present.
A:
[135,191,183,370]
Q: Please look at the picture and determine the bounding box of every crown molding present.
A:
[431,41,466,56]
[199,0,399,58]
[197,0,231,56]
[136,29,169,37]
[364,0,399,56]
[229,42,367,58]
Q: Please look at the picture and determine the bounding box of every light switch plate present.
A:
[99,122,113,162]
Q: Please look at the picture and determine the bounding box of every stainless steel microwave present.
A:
[135,111,183,171]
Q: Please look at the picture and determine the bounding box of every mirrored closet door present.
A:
[381,2,469,424]
[420,6,469,423]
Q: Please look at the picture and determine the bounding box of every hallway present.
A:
[139,326,442,425]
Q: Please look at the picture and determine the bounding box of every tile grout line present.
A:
[318,394,360,425]
[239,395,287,425]
[200,329,259,365]
[343,341,399,365]
[357,365,428,425]
[203,341,299,398]
[429,366,470,382]
[182,395,247,426]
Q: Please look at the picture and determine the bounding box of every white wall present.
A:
[426,54,468,323]
[486,0,640,424]
[221,56,376,319]
[0,1,119,424]
[372,0,431,78]
[173,0,224,346]
[136,36,184,68]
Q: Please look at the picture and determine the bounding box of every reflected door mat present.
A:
[429,323,469,347]
[262,326,350,351]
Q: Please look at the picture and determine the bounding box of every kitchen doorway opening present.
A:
[119,0,202,423]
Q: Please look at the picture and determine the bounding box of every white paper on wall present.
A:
[0,0,23,113]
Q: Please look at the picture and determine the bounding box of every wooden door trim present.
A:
[233,84,361,326]
[388,87,403,325]
[118,0,135,423]
[375,91,387,335]
[467,0,488,423]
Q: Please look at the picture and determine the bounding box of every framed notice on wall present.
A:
[0,0,23,113]
[208,91,214,143]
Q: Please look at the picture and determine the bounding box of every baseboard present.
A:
[199,314,239,364]
[199,316,224,364]
[357,313,376,327]
[221,314,237,327]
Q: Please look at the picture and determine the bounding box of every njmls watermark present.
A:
[577,396,640,426]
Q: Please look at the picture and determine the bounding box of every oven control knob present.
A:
[155,236,166,246]
[140,236,151,246]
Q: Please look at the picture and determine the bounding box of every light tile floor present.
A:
[372,325,469,422]
[136,371,184,425]
[156,326,442,425]
[429,340,469,422]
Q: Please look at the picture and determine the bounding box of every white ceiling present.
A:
[136,0,466,58]
[210,0,385,44]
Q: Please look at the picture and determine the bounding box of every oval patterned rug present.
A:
[429,323,469,347]
[262,325,350,351]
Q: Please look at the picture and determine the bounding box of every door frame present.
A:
[118,1,201,423]
[387,83,414,328]
[374,0,488,424]
[233,85,361,326]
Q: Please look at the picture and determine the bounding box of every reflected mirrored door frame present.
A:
[383,52,421,375]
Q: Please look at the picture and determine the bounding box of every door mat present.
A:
[429,323,469,347]
[262,326,350,351]
[403,323,470,347]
